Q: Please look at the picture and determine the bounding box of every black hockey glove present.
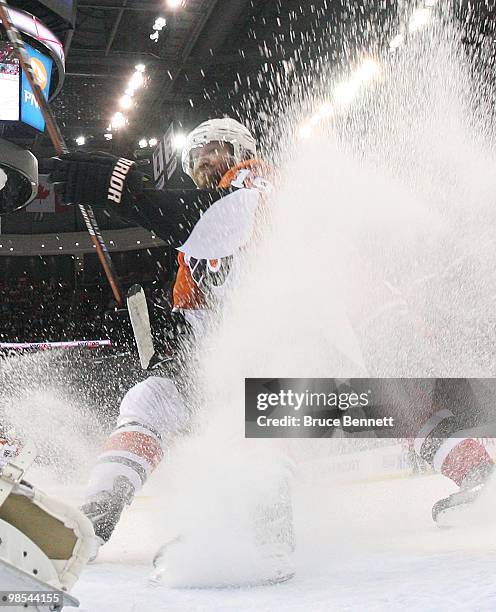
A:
[48,151,146,210]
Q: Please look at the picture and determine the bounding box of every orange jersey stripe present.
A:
[173,251,204,309]
[105,431,164,469]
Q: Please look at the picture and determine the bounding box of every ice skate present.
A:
[81,476,135,547]
[432,462,494,528]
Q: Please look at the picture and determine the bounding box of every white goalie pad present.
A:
[0,443,95,609]
[0,521,79,611]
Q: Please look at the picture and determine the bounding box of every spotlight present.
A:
[148,138,158,147]
[104,133,113,141]
[409,8,431,32]
[153,17,167,30]
[120,95,133,110]
[167,0,183,8]
[135,64,146,73]
[76,136,86,146]
[139,139,148,149]
[298,123,313,140]
[173,133,187,150]
[333,80,360,107]
[356,59,380,82]
[128,71,144,90]
[111,112,127,129]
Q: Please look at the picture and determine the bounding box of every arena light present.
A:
[104,133,113,141]
[356,59,381,82]
[153,17,166,31]
[76,136,85,146]
[111,112,127,129]
[135,64,146,73]
[120,95,133,110]
[138,138,148,149]
[298,123,313,140]
[333,80,360,107]
[408,8,431,32]
[149,138,158,147]
[167,0,184,8]
[128,71,144,91]
[173,133,187,150]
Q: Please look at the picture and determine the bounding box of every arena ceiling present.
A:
[14,0,399,155]
[4,0,495,156]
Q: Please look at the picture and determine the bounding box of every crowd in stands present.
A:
[0,43,19,75]
[0,277,173,345]
[0,279,113,343]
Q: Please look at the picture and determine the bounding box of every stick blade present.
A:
[126,284,155,370]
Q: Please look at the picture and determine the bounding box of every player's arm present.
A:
[127,188,226,245]
[48,151,231,246]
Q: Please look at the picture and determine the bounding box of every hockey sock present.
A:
[85,420,164,500]
[414,409,493,486]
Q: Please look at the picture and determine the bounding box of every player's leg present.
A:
[413,379,494,525]
[82,375,189,545]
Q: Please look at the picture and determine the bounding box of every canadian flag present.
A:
[24,174,68,213]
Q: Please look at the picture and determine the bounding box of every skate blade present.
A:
[435,485,496,529]
[435,502,479,529]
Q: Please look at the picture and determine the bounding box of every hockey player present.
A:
[50,118,294,583]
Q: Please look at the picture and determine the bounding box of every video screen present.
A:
[0,39,20,121]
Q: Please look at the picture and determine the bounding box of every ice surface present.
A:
[69,471,496,611]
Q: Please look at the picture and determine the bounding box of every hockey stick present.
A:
[0,0,123,306]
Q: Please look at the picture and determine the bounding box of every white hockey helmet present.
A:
[182,117,257,178]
